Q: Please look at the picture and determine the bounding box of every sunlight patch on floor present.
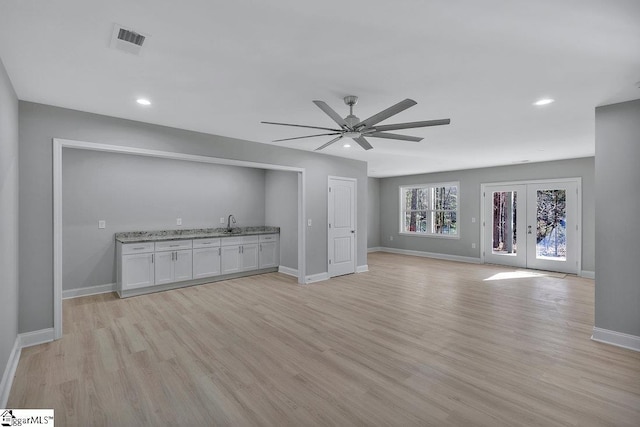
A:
[483,269,566,281]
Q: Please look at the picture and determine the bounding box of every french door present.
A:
[482,179,580,274]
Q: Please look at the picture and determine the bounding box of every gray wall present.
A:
[595,99,640,337]
[367,177,380,248]
[377,157,595,271]
[19,101,368,333]
[0,57,19,388]
[265,170,298,270]
[62,149,267,291]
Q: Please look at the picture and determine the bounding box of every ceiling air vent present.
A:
[110,24,149,55]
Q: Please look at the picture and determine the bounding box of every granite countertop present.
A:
[115,226,280,243]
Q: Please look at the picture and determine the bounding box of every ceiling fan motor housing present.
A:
[345,114,360,128]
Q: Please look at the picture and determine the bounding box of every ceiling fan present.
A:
[261,96,450,151]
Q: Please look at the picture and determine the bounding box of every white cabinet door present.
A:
[156,250,193,284]
[241,244,259,271]
[154,251,175,285]
[193,247,221,279]
[221,245,242,274]
[259,241,279,269]
[174,249,193,282]
[122,253,155,290]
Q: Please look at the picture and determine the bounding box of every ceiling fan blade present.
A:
[367,132,423,142]
[353,136,373,150]
[356,98,417,130]
[273,132,342,142]
[313,101,349,129]
[373,119,451,132]
[315,135,343,151]
[261,121,341,132]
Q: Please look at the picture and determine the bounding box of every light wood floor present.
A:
[9,253,640,426]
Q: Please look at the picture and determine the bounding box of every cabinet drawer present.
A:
[193,238,221,249]
[242,235,259,244]
[155,239,193,252]
[259,234,279,242]
[121,242,155,255]
[221,236,243,246]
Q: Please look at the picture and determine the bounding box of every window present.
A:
[400,182,459,237]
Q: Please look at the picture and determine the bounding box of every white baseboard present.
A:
[591,327,640,352]
[367,247,382,253]
[580,270,595,279]
[378,247,482,264]
[356,265,369,273]
[278,266,299,278]
[0,337,21,407]
[19,328,55,349]
[63,282,115,299]
[305,272,330,284]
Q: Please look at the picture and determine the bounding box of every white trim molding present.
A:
[278,266,299,278]
[378,247,482,264]
[19,328,55,349]
[305,272,330,284]
[356,265,369,273]
[0,337,21,407]
[367,247,383,253]
[62,283,116,299]
[580,270,595,279]
[591,327,640,352]
[1,328,61,406]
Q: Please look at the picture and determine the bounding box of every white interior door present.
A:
[483,180,580,274]
[328,176,356,277]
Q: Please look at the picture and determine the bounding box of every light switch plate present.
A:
[176,218,182,226]
[307,219,312,226]
[471,217,476,223]
[220,217,225,224]
[98,220,106,229]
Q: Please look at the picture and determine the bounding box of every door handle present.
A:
[351,230,355,234]
[527,225,532,234]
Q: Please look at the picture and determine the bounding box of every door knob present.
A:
[351,230,355,234]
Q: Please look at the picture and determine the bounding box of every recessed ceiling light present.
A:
[136,98,151,106]
[533,98,554,106]
[343,143,351,148]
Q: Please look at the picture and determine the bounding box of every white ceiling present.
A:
[1,1,638,177]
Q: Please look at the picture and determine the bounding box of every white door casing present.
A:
[328,176,356,277]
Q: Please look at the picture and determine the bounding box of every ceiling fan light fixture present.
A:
[343,131,361,139]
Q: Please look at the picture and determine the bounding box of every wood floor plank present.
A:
[8,252,640,426]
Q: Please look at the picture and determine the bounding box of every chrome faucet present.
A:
[227,214,236,232]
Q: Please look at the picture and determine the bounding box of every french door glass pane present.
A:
[536,189,566,260]
[492,191,517,254]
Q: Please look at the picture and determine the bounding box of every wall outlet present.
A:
[390,235,393,241]
[98,220,106,229]
[176,218,182,226]
[472,243,476,249]
[307,219,312,226]
[220,217,225,224]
